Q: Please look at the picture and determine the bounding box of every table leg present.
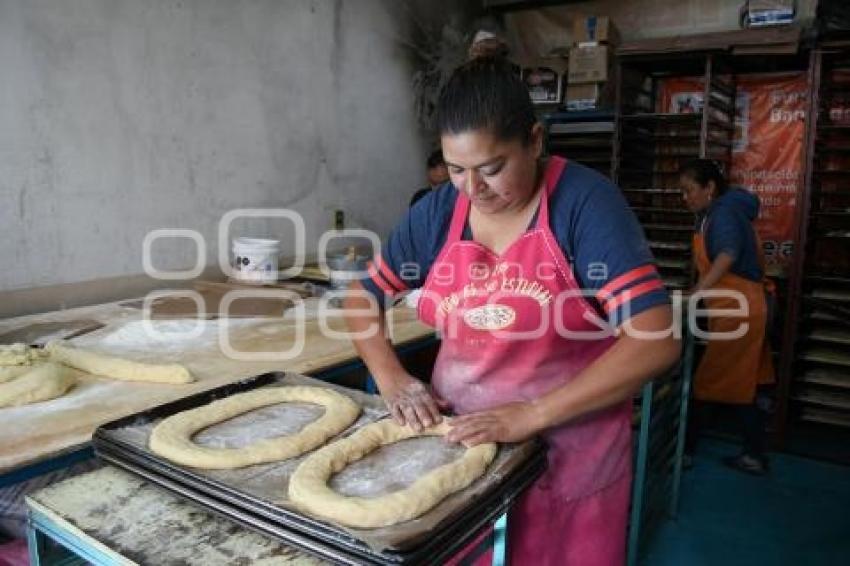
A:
[26,521,44,566]
[492,513,508,566]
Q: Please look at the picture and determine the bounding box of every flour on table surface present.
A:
[2,377,129,423]
[70,318,273,359]
[31,466,323,565]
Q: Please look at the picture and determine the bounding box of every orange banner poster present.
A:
[660,74,807,274]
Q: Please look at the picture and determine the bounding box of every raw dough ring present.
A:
[288,419,497,528]
[149,386,361,469]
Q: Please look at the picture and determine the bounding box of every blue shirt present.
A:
[698,188,763,282]
[362,161,669,326]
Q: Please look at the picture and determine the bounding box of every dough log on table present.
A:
[149,386,361,469]
[0,365,32,384]
[0,362,75,408]
[46,341,194,384]
[288,419,497,529]
[0,343,45,366]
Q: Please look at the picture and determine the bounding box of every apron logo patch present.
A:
[463,304,517,331]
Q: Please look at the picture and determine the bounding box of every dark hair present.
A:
[435,56,536,145]
[678,159,728,196]
[426,149,445,169]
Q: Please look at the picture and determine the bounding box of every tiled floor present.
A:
[643,439,850,565]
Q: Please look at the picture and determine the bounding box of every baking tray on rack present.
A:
[92,372,547,565]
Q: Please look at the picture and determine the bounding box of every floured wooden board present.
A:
[0,300,433,474]
[145,280,313,319]
[27,465,325,565]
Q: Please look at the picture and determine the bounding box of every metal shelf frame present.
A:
[778,45,850,446]
[612,52,736,292]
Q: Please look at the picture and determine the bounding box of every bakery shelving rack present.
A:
[544,110,617,179]
[778,43,850,457]
[613,52,736,292]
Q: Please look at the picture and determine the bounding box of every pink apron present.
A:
[418,157,631,565]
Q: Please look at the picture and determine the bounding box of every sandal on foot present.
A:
[722,454,767,476]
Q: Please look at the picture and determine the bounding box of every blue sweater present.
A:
[698,188,763,282]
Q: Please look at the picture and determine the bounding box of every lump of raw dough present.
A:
[0,343,45,366]
[0,362,75,408]
[0,365,32,384]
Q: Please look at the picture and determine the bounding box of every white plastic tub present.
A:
[232,237,280,283]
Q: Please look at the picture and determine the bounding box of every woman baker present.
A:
[680,159,775,475]
[344,55,679,565]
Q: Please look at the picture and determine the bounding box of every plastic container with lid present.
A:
[232,237,280,283]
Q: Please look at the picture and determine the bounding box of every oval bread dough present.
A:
[0,362,75,408]
[288,419,497,528]
[149,386,361,469]
[46,341,193,384]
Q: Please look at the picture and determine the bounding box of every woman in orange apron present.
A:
[346,55,680,565]
[680,159,775,475]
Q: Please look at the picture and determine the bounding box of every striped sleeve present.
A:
[365,255,411,297]
[594,264,667,324]
[359,186,454,306]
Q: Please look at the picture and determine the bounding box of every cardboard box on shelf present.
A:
[568,45,610,84]
[523,66,564,104]
[519,55,568,105]
[573,15,620,46]
[565,82,614,111]
[741,0,795,28]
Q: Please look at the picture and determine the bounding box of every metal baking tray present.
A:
[92,372,547,565]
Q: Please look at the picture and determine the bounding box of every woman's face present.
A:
[680,175,715,213]
[441,125,543,215]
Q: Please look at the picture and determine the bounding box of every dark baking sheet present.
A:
[0,320,105,346]
[92,373,546,565]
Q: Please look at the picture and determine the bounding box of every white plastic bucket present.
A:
[232,237,280,283]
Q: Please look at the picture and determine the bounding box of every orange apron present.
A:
[692,232,775,404]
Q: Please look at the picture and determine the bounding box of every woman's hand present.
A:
[381,374,448,431]
[693,252,735,293]
[446,401,545,446]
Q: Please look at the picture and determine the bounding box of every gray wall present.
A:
[1,0,459,294]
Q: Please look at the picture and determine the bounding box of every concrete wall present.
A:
[0,0,470,302]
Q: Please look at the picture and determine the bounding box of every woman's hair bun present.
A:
[467,31,510,62]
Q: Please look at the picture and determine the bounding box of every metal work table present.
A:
[8,298,691,565]
[26,462,508,566]
[26,465,324,565]
[23,368,690,566]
